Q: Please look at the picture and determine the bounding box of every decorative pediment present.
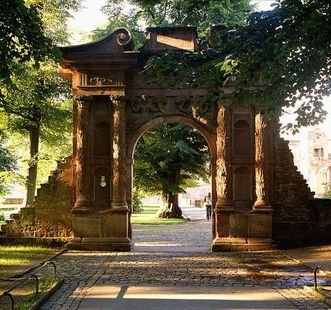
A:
[59,28,134,55]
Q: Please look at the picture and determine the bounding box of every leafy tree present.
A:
[144,0,331,131]
[0,0,52,83]
[0,64,71,206]
[104,0,251,36]
[97,0,251,48]
[134,124,210,218]
[0,0,79,203]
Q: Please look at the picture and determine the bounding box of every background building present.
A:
[286,128,331,197]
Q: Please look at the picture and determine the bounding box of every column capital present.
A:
[74,95,94,109]
[110,95,126,108]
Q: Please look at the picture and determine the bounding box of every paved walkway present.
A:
[180,204,207,221]
[35,217,331,310]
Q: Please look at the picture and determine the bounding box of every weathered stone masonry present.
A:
[3,27,330,250]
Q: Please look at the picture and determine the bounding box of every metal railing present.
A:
[314,266,321,290]
[0,260,58,310]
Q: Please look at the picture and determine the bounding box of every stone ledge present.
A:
[67,237,132,251]
[212,237,276,252]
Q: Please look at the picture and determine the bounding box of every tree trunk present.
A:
[158,190,183,218]
[158,169,183,218]
[26,123,40,207]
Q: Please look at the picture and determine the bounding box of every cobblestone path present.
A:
[39,221,330,310]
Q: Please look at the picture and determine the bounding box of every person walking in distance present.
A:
[204,192,212,221]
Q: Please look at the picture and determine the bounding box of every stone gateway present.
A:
[4,27,327,251]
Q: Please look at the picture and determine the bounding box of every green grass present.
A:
[131,205,185,225]
[16,276,58,310]
[0,245,58,278]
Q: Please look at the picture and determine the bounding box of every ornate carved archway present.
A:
[55,27,276,251]
[5,26,315,251]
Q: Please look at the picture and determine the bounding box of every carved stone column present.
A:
[73,96,92,213]
[216,106,234,210]
[111,95,128,209]
[253,111,272,212]
[214,106,234,241]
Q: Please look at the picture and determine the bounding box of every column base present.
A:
[111,201,128,210]
[72,200,92,214]
[71,208,130,251]
[211,237,276,252]
[252,199,272,213]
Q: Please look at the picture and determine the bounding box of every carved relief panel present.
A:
[79,70,125,88]
[126,95,218,134]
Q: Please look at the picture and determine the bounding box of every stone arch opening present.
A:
[127,116,216,248]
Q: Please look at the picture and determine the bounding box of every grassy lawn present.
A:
[131,205,185,225]
[0,245,61,309]
[14,276,59,310]
[0,245,59,279]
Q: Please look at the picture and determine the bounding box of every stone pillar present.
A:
[253,111,272,211]
[111,95,128,209]
[245,110,273,248]
[212,106,235,250]
[216,106,234,210]
[73,96,92,213]
[126,158,134,239]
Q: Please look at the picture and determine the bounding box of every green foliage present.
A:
[132,189,143,213]
[134,124,210,196]
[0,0,53,82]
[0,125,17,196]
[0,63,72,196]
[104,0,251,38]
[323,183,331,199]
[26,0,81,45]
[144,0,331,130]
[0,0,79,196]
[1,63,71,133]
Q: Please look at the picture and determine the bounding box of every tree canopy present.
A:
[0,0,52,83]
[144,0,331,131]
[91,0,251,47]
[104,0,251,33]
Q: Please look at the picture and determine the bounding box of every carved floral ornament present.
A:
[126,95,212,116]
[89,77,113,86]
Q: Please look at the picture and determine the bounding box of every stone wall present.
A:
[3,157,74,238]
[309,198,331,242]
[273,136,314,244]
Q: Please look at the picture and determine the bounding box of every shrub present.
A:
[132,190,143,214]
